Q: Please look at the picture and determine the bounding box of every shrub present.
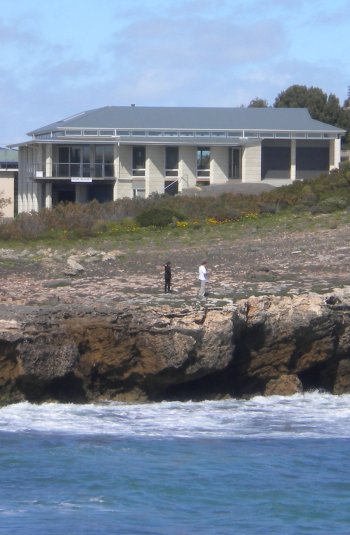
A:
[136,207,185,227]
[310,197,348,214]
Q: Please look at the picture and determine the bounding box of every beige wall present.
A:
[0,173,15,218]
[211,146,228,184]
[242,142,262,183]
[119,145,132,179]
[147,145,164,196]
[179,146,196,189]
[116,179,133,198]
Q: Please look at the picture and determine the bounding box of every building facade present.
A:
[0,147,18,218]
[15,106,345,213]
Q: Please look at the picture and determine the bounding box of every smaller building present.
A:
[0,147,18,218]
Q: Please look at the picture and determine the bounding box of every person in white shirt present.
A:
[198,260,208,298]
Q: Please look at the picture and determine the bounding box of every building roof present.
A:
[28,106,345,135]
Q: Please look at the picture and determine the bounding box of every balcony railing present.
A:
[52,162,114,178]
[30,162,115,179]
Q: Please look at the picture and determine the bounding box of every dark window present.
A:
[229,148,241,179]
[133,146,146,176]
[197,147,210,177]
[57,146,90,177]
[95,145,114,178]
[296,147,329,172]
[165,147,179,177]
[261,144,291,179]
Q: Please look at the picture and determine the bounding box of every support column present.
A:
[241,142,262,183]
[113,143,119,200]
[46,144,53,177]
[45,183,52,209]
[290,139,296,181]
[330,139,341,170]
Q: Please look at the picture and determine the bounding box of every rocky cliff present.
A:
[1,287,350,405]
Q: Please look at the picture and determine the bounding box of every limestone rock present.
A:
[265,374,303,396]
[1,287,350,404]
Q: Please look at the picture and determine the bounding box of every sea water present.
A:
[1,393,350,535]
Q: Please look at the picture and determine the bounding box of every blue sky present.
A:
[1,0,349,145]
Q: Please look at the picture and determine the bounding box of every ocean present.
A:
[1,393,350,534]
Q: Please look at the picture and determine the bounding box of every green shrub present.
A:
[136,207,185,227]
[310,197,348,214]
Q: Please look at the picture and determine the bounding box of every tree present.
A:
[248,97,269,108]
[274,84,350,144]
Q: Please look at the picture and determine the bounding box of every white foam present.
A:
[1,393,350,439]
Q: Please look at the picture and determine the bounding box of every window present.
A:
[57,146,90,177]
[229,148,241,179]
[197,147,210,178]
[196,132,210,137]
[95,145,114,178]
[259,132,274,138]
[165,147,179,177]
[133,146,146,176]
[211,131,226,137]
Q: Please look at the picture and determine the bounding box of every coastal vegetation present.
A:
[0,164,350,244]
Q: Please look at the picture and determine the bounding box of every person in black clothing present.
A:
[164,261,172,293]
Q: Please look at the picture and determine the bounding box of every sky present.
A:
[1,0,349,145]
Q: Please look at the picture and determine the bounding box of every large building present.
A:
[15,106,345,213]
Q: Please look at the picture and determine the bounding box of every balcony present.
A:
[31,162,115,180]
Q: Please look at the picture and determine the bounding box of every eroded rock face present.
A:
[0,288,350,404]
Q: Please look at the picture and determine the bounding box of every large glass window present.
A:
[165,147,179,177]
[197,147,210,177]
[95,145,114,178]
[57,146,90,177]
[133,146,146,176]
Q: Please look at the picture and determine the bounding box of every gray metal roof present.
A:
[28,106,345,135]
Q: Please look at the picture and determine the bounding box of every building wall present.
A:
[119,145,132,179]
[0,173,15,218]
[147,145,164,196]
[241,142,262,183]
[211,146,228,184]
[179,146,196,189]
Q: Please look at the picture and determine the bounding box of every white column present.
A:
[45,183,52,209]
[290,139,296,181]
[330,139,341,170]
[46,144,53,177]
[113,143,119,200]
